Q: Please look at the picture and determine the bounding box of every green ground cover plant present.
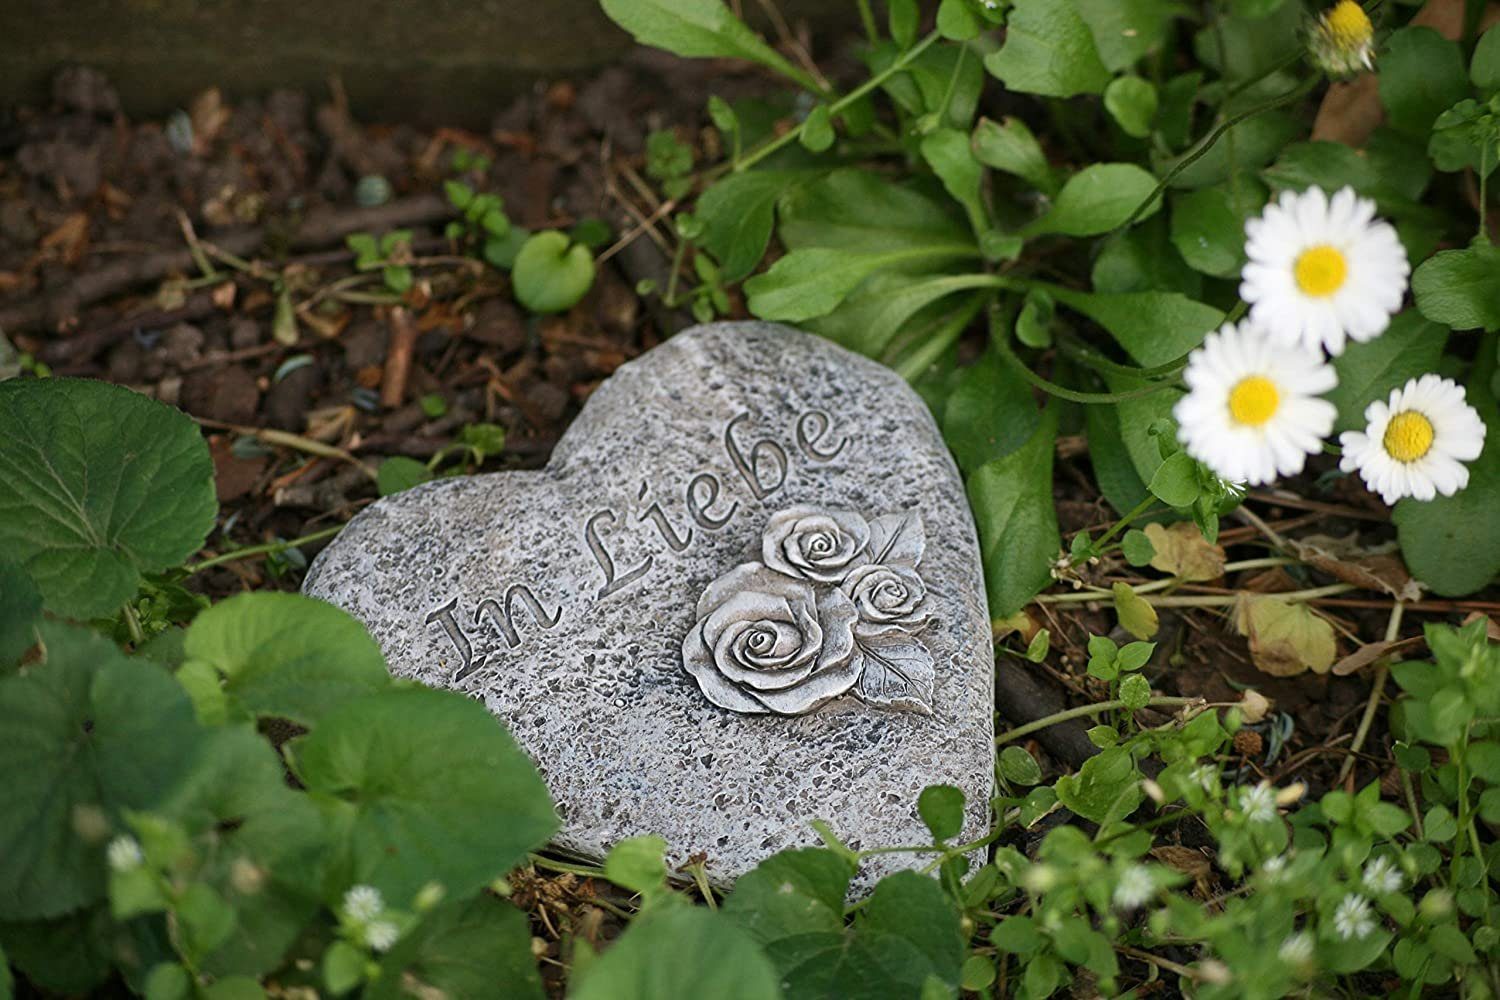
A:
[5,0,1500,996]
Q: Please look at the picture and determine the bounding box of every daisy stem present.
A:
[1054,335,1186,383]
[995,696,1206,745]
[995,334,1178,404]
[1111,74,1322,235]
[1336,600,1404,784]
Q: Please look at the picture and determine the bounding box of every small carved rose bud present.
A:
[682,562,860,715]
[761,506,871,583]
[841,563,926,625]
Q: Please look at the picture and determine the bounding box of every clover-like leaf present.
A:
[0,622,204,920]
[511,231,596,314]
[0,379,217,619]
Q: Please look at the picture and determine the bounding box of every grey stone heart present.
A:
[304,321,994,885]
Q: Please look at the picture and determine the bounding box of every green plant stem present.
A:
[892,283,1000,381]
[186,524,346,575]
[121,602,145,646]
[1480,145,1491,243]
[1041,556,1300,604]
[1112,74,1321,235]
[732,30,941,175]
[1337,600,1405,783]
[1093,496,1157,551]
[996,696,1205,745]
[1054,335,1186,383]
[995,334,1178,404]
[856,0,878,42]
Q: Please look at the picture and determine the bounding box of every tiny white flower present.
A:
[1239,782,1278,825]
[1362,855,1404,895]
[1241,186,1409,356]
[1260,855,1289,883]
[1113,864,1155,911]
[1333,893,1376,940]
[1175,321,1338,486]
[1309,1,1376,76]
[364,919,399,953]
[1189,764,1219,791]
[1339,374,1487,505]
[107,835,144,872]
[1279,930,1315,964]
[343,884,384,922]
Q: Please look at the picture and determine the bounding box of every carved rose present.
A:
[842,563,926,625]
[681,563,861,715]
[761,506,870,583]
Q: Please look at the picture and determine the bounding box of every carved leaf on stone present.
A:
[683,506,934,716]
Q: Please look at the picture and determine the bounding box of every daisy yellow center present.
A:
[1325,1,1373,45]
[1228,376,1281,427]
[1383,410,1435,463]
[1293,245,1348,297]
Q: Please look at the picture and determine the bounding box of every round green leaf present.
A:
[367,895,544,1000]
[376,456,434,497]
[288,686,557,904]
[724,847,853,943]
[1104,75,1158,138]
[0,557,41,667]
[571,902,781,1000]
[511,231,596,314]
[1024,163,1161,237]
[183,593,391,726]
[999,745,1043,786]
[0,622,203,919]
[0,378,216,619]
[918,784,966,842]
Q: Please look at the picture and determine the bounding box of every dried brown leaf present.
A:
[1234,595,1338,677]
[1292,533,1424,602]
[1145,521,1226,581]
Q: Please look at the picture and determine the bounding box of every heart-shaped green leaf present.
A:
[511,231,597,314]
[0,379,216,619]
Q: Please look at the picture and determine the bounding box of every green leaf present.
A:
[777,169,973,254]
[1113,582,1159,640]
[1475,24,1500,92]
[1024,163,1161,237]
[860,871,965,984]
[287,686,557,904]
[918,784,966,841]
[0,558,40,667]
[1054,746,1143,823]
[1104,76,1159,137]
[376,456,434,497]
[1149,451,1200,507]
[1015,289,1055,348]
[1413,247,1500,332]
[809,273,987,360]
[937,0,983,40]
[1429,99,1500,178]
[367,895,544,1000]
[604,835,671,906]
[1121,529,1155,566]
[1092,214,1201,297]
[0,622,203,920]
[1168,182,1266,279]
[968,409,1060,617]
[1074,0,1182,72]
[724,848,852,944]
[322,940,365,996]
[599,0,812,90]
[696,169,820,282]
[511,231,596,314]
[1159,112,1300,190]
[983,0,1111,98]
[942,347,1041,473]
[0,378,216,619]
[992,915,1044,956]
[1047,286,1223,366]
[571,901,781,1000]
[972,117,1056,195]
[800,105,834,152]
[1394,436,1500,597]
[1378,27,1471,139]
[999,746,1043,786]
[1327,311,1448,433]
[920,128,988,236]
[888,0,918,49]
[183,593,390,726]
[1119,673,1152,710]
[745,245,978,323]
[1087,404,1156,518]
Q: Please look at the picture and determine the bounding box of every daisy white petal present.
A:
[1242,186,1409,355]
[1339,374,1487,505]
[1175,322,1338,486]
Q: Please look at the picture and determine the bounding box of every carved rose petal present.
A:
[762,506,871,583]
[681,621,774,715]
[695,562,808,619]
[706,589,823,692]
[842,563,926,624]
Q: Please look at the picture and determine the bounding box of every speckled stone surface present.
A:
[304,321,994,886]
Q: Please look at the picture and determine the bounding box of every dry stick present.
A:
[193,415,378,480]
[1337,601,1407,785]
[380,306,419,409]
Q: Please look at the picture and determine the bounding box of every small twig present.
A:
[186,524,346,575]
[193,416,378,480]
[1337,601,1406,784]
[381,306,419,408]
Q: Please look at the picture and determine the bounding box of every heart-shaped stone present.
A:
[304,321,994,884]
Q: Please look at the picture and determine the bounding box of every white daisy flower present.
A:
[1362,855,1404,895]
[1241,186,1409,356]
[1309,1,1376,76]
[1175,322,1338,486]
[343,884,384,922]
[1333,893,1376,940]
[107,835,144,872]
[364,919,400,953]
[1113,864,1155,910]
[1339,374,1487,504]
[1239,782,1278,824]
[1278,930,1315,964]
